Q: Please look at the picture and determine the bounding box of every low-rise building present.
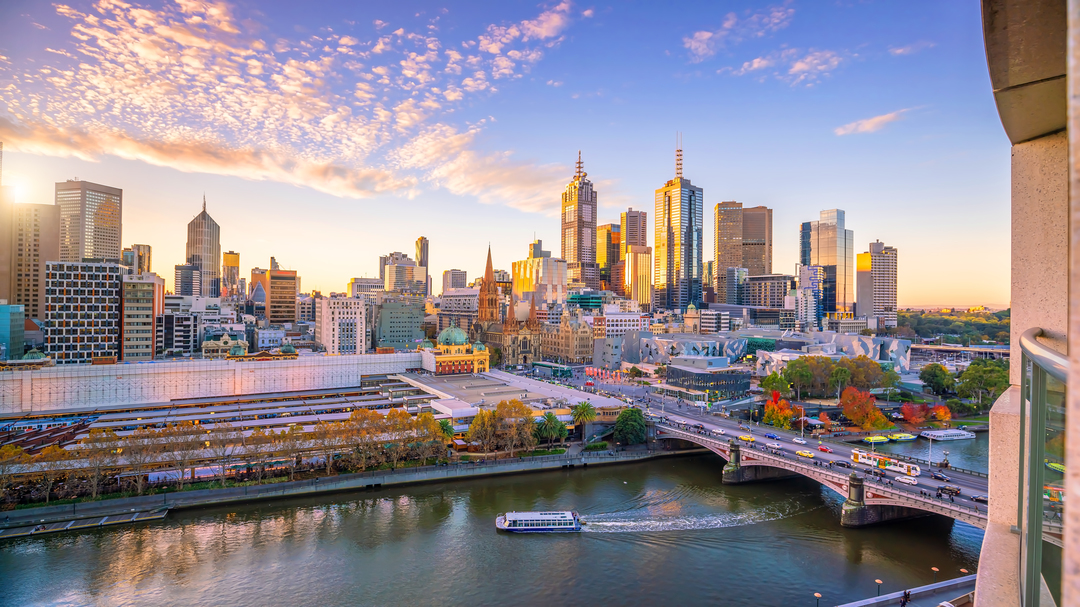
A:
[121,272,164,361]
[419,326,490,375]
[44,261,123,364]
[202,330,248,359]
[541,311,593,364]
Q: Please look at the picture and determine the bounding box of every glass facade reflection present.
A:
[799,209,854,314]
[654,177,703,312]
[186,201,221,297]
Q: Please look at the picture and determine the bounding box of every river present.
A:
[0,454,983,606]
[872,431,990,474]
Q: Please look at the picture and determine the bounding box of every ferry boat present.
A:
[888,433,917,442]
[1046,460,1066,474]
[863,435,890,445]
[920,429,977,441]
[495,511,582,533]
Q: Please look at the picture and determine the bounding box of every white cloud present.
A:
[723,48,846,86]
[684,3,794,63]
[834,109,911,136]
[889,41,935,56]
[582,9,594,18]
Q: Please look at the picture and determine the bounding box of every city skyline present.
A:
[0,1,1009,307]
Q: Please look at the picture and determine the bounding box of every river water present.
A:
[0,454,983,607]
[872,432,990,474]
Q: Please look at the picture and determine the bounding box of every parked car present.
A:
[818,445,833,454]
[931,471,952,482]
[896,475,918,486]
[938,485,963,496]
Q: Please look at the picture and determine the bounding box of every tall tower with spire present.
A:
[561,151,600,289]
[654,137,703,312]
[186,196,222,297]
[477,245,500,324]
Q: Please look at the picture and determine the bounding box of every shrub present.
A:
[585,442,609,451]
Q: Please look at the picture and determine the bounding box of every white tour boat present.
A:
[495,511,582,533]
[920,429,977,441]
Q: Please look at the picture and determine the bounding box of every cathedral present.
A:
[470,246,543,367]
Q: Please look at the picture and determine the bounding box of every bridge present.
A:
[655,421,992,531]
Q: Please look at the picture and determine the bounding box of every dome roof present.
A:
[437,326,469,346]
[22,348,46,360]
[280,344,297,354]
[472,341,487,351]
[229,345,246,356]
[686,302,697,312]
[419,339,435,349]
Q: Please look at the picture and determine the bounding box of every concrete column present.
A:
[840,472,930,528]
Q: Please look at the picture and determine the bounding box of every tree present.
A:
[414,412,445,464]
[900,403,931,424]
[829,366,852,401]
[246,428,275,483]
[276,425,306,480]
[34,445,71,504]
[919,363,955,396]
[0,445,27,504]
[80,428,120,499]
[437,419,456,443]
[206,422,243,487]
[121,427,160,495]
[932,405,952,424]
[313,421,348,475]
[882,368,901,403]
[347,409,385,471]
[818,411,832,431]
[164,421,204,489]
[957,360,1009,408]
[613,408,646,445]
[384,409,414,469]
[762,391,793,430]
[654,365,668,378]
[490,348,503,368]
[466,409,500,453]
[627,366,643,379]
[537,412,566,448]
[783,359,813,401]
[497,400,534,456]
[570,401,597,441]
[840,387,890,431]
[760,372,791,398]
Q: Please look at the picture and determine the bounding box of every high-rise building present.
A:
[268,265,299,324]
[725,267,748,305]
[222,251,240,298]
[44,261,123,364]
[799,209,855,315]
[174,264,201,296]
[384,258,427,295]
[796,264,825,332]
[625,244,653,313]
[121,244,152,275]
[441,269,467,295]
[512,240,568,307]
[561,152,600,289]
[375,300,425,351]
[742,206,773,276]
[56,180,122,262]
[315,296,366,354]
[121,272,164,361]
[856,240,898,328]
[0,304,24,361]
[185,199,221,297]
[1,196,61,322]
[379,252,410,281]
[620,208,648,258]
[745,274,795,309]
[654,144,703,312]
[348,277,385,298]
[415,236,431,295]
[596,223,621,291]
[714,201,742,302]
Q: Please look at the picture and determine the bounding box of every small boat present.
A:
[863,436,890,444]
[921,429,976,441]
[496,511,582,533]
[1046,461,1066,474]
[888,433,917,442]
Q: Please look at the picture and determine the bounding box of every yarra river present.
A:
[1,442,987,607]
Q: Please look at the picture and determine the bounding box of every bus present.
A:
[851,448,922,477]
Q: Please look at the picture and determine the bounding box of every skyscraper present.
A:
[185,198,221,297]
[561,152,599,289]
[596,223,621,290]
[45,261,123,364]
[222,250,240,298]
[512,240,568,306]
[714,201,742,303]
[796,265,825,331]
[174,264,202,296]
[442,269,467,295]
[799,209,855,316]
[742,206,773,276]
[121,272,164,361]
[856,240,898,328]
[415,236,431,295]
[625,244,653,312]
[2,195,60,322]
[654,142,703,312]
[122,244,152,275]
[620,208,648,256]
[56,180,122,262]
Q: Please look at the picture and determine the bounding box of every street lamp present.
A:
[814,592,822,607]
[931,567,939,583]
[875,580,882,596]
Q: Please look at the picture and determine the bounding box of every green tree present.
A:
[627,366,643,379]
[537,412,566,448]
[919,363,955,396]
[957,359,1010,408]
[0,445,27,505]
[882,368,901,403]
[490,348,503,368]
[613,408,647,445]
[467,409,500,453]
[438,419,456,442]
[829,366,852,400]
[571,402,597,441]
[760,372,791,398]
[783,359,813,401]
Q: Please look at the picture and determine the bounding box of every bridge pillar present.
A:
[721,440,799,484]
[840,473,932,527]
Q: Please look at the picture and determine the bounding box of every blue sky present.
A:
[0,0,1009,307]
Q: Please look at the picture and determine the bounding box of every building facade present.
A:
[375,301,425,350]
[541,310,594,364]
[438,287,479,331]
[44,261,123,364]
[856,240,898,328]
[315,296,366,355]
[624,244,653,313]
[742,206,773,277]
[121,272,164,361]
[512,240,568,306]
[796,264,825,332]
[441,269,467,295]
[174,264,202,296]
[800,209,855,316]
[185,200,221,298]
[415,236,430,295]
[56,180,122,263]
[422,327,490,375]
[714,201,742,303]
[3,200,60,322]
[562,152,599,289]
[222,250,240,298]
[654,150,703,313]
[0,304,24,361]
[620,208,648,258]
[745,274,795,309]
[156,312,196,357]
[597,223,621,291]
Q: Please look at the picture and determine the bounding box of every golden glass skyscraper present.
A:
[561,152,599,289]
[799,209,854,315]
[654,145,703,312]
[222,250,240,298]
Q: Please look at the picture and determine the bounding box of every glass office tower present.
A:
[799,209,854,315]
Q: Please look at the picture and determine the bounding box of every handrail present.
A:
[1020,327,1068,384]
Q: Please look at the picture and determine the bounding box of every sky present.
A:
[0,0,1010,308]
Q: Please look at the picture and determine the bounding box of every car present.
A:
[766,442,783,450]
[764,433,779,440]
[691,423,705,430]
[835,460,852,469]
[712,428,726,436]
[792,437,807,445]
[931,471,952,482]
[738,435,755,443]
[937,485,963,496]
[796,450,815,459]
[971,495,989,504]
[895,475,918,486]
[818,445,833,454]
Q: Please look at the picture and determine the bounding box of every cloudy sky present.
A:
[0,0,1008,307]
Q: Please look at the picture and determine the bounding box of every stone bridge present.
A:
[656,423,990,530]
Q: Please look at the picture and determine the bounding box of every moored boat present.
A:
[1046,460,1066,474]
[920,429,976,441]
[496,511,582,533]
[888,433,917,442]
[863,435,889,444]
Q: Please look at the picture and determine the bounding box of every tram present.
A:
[851,448,922,477]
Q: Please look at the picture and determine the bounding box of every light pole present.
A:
[875,580,882,596]
[931,567,939,583]
[814,592,822,607]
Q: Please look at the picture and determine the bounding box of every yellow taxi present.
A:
[738,435,755,443]
[796,450,815,459]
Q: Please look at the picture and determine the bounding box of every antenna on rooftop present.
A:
[676,132,683,179]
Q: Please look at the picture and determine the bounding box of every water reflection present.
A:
[1,455,982,606]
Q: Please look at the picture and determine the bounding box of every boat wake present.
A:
[581,499,813,533]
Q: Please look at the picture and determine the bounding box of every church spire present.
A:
[484,244,494,283]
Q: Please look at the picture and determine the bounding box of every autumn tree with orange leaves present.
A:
[931,405,952,425]
[900,403,931,424]
[840,387,891,431]
[763,391,794,430]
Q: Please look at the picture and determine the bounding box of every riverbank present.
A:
[0,447,706,540]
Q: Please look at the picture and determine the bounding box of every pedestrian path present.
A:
[0,508,169,540]
[835,574,975,607]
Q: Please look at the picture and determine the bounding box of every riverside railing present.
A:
[1018,327,1068,607]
